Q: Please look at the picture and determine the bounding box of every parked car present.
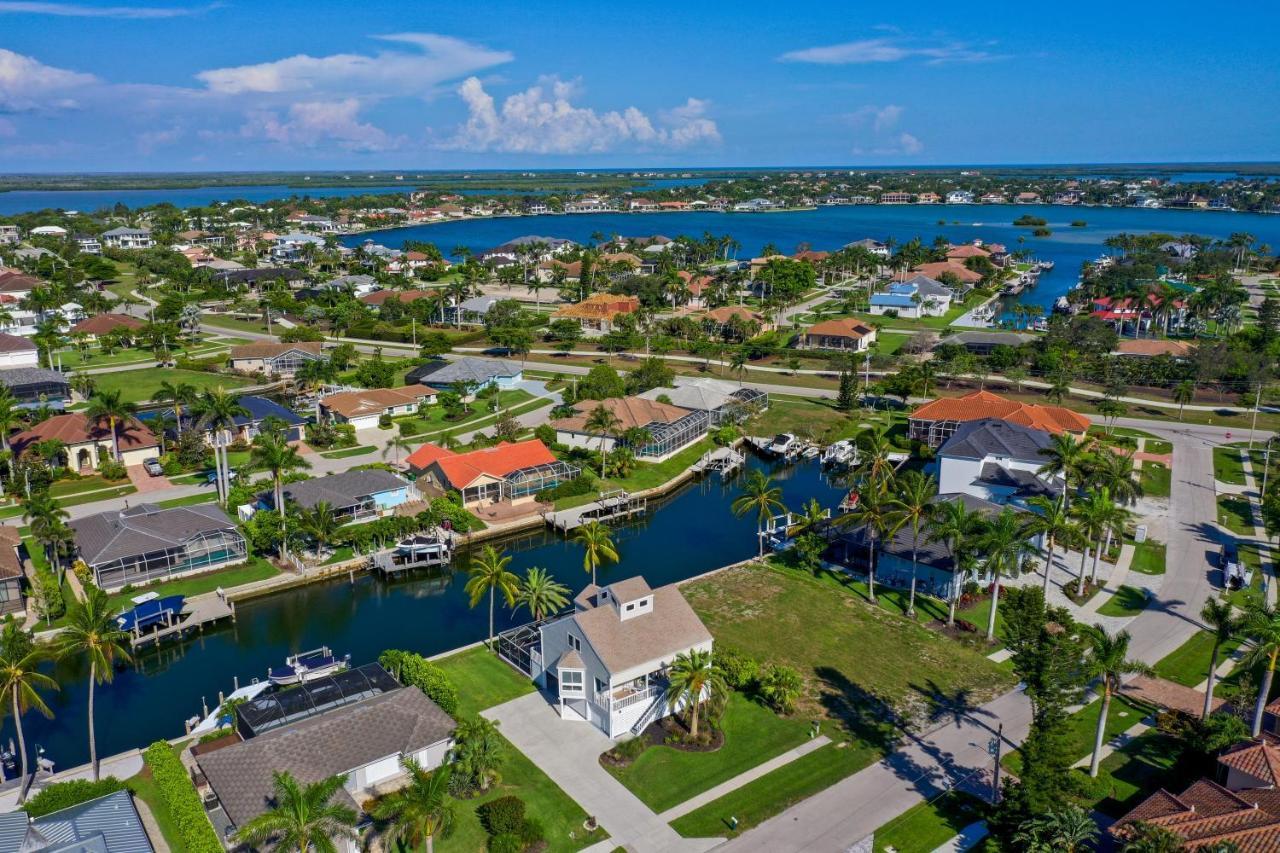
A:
[1220,540,1250,590]
[142,458,164,477]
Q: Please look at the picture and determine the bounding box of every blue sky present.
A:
[1,0,1277,172]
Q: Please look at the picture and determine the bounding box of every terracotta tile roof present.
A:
[11,412,158,455]
[911,261,983,283]
[551,396,693,433]
[793,250,830,262]
[537,259,583,278]
[909,390,1091,435]
[320,385,436,419]
[599,252,642,267]
[1120,674,1225,717]
[676,270,714,294]
[804,318,875,340]
[1112,778,1280,851]
[406,439,557,488]
[552,294,639,321]
[359,288,439,306]
[946,244,991,259]
[229,342,323,360]
[702,305,766,325]
[1115,339,1194,357]
[71,313,145,336]
[0,525,22,581]
[1219,739,1280,787]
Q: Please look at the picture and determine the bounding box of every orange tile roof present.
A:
[1112,778,1280,851]
[71,313,145,336]
[359,288,439,306]
[407,439,557,488]
[702,305,766,325]
[910,390,1091,435]
[1114,339,1194,357]
[912,261,983,283]
[805,318,875,340]
[552,294,639,321]
[1219,739,1280,787]
[945,244,991,259]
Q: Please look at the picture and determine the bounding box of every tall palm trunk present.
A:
[1042,535,1056,596]
[276,475,287,558]
[1077,545,1091,597]
[109,416,120,461]
[865,537,877,602]
[907,541,919,616]
[986,570,1001,642]
[487,588,495,649]
[13,689,28,803]
[1089,686,1111,777]
[1252,652,1277,737]
[1204,642,1222,720]
[88,661,99,781]
[1090,536,1104,584]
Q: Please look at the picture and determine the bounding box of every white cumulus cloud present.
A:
[442,77,720,154]
[240,98,401,152]
[0,48,97,112]
[779,36,1002,65]
[846,104,923,156]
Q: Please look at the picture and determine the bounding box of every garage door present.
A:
[364,754,402,786]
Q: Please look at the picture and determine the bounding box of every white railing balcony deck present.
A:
[611,683,663,711]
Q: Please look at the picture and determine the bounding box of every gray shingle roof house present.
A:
[0,789,155,852]
[939,330,1037,355]
[272,469,413,523]
[937,419,1061,506]
[0,367,71,409]
[196,673,455,840]
[406,356,523,391]
[71,503,247,592]
[637,377,768,424]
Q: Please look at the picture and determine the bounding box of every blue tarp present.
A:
[116,595,185,632]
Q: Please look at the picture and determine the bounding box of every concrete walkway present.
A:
[658,735,831,822]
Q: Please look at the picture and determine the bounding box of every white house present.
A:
[532,576,714,738]
[946,190,975,204]
[868,275,952,319]
[0,226,18,246]
[0,333,39,368]
[100,227,154,250]
[935,418,1062,507]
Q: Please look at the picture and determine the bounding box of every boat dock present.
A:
[691,447,745,477]
[544,489,648,532]
[127,594,235,649]
[372,531,454,574]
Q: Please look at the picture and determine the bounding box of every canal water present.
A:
[2,456,846,770]
[346,205,1280,316]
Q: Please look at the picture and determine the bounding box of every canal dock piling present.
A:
[543,489,647,532]
[129,593,234,649]
[692,447,745,478]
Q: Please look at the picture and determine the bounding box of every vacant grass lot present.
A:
[1213,447,1248,484]
[746,395,892,446]
[434,646,535,718]
[871,790,987,853]
[1129,540,1167,575]
[1217,495,1256,535]
[1140,461,1171,498]
[396,389,534,437]
[554,437,718,510]
[90,367,253,404]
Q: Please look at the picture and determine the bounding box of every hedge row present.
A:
[378,649,460,716]
[142,741,224,853]
[23,777,127,817]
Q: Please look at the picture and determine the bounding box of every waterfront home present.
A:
[1109,736,1280,850]
[525,201,551,215]
[908,389,1091,447]
[628,198,658,211]
[916,192,942,205]
[320,385,437,430]
[0,367,70,409]
[0,526,24,616]
[100,226,154,250]
[733,198,775,212]
[228,341,324,378]
[0,789,155,852]
[530,575,714,738]
[935,419,1062,507]
[551,396,709,460]
[980,192,1007,204]
[1091,293,1189,337]
[324,273,379,296]
[638,377,768,424]
[0,333,37,368]
[946,190,975,204]
[938,330,1036,355]
[879,192,913,204]
[534,258,583,283]
[844,238,890,258]
[196,663,455,852]
[1015,192,1042,204]
[407,438,579,508]
[11,411,159,469]
[552,293,640,334]
[564,197,614,213]
[271,232,325,262]
[911,262,983,289]
[798,317,878,352]
[481,235,576,267]
[359,287,437,307]
[71,503,247,590]
[213,267,308,292]
[70,312,145,343]
[177,394,308,444]
[273,469,415,524]
[406,356,523,393]
[0,225,17,245]
[869,276,952,318]
[945,243,992,262]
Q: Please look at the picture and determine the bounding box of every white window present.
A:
[568,634,581,651]
[560,670,584,694]
[625,603,635,612]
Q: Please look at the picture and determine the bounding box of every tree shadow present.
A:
[814,665,900,756]
[911,678,998,733]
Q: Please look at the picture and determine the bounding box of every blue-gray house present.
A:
[268,469,416,524]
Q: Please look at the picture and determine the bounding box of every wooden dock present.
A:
[127,594,234,648]
[691,447,745,477]
[543,489,648,533]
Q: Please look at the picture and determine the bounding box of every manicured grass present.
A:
[871,790,987,853]
[1217,495,1256,535]
[1214,447,1248,485]
[1096,585,1151,618]
[127,757,187,852]
[1153,628,1244,688]
[746,395,875,446]
[1084,731,1186,818]
[154,492,219,509]
[319,445,376,459]
[670,739,881,839]
[1003,694,1148,776]
[439,731,608,853]
[433,646,535,718]
[606,693,812,813]
[49,475,131,497]
[396,389,535,437]
[167,472,211,486]
[875,331,911,355]
[88,367,253,404]
[321,545,355,565]
[198,313,272,335]
[1092,426,1158,441]
[1228,550,1265,608]
[0,504,23,520]
[1140,461,1171,498]
[59,485,136,507]
[105,556,280,611]
[1129,540,1167,575]
[1144,439,1173,455]
[554,437,719,510]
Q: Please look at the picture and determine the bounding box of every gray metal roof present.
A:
[938,418,1053,463]
[638,377,744,412]
[899,274,952,299]
[278,469,407,511]
[101,227,151,237]
[71,503,238,567]
[0,810,28,852]
[29,790,154,853]
[409,356,521,387]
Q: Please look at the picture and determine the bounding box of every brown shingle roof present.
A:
[1115,339,1195,357]
[230,342,324,360]
[0,525,22,581]
[11,412,158,455]
[70,313,145,336]
[551,396,693,434]
[571,580,712,675]
[0,333,36,354]
[320,385,436,419]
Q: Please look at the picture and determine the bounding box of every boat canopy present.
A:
[116,595,185,633]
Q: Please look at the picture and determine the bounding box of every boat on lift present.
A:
[1037,259,1055,271]
[821,440,859,468]
[765,433,798,457]
[268,647,350,686]
[116,595,186,634]
[838,490,860,512]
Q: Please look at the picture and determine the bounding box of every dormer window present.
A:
[568,634,581,651]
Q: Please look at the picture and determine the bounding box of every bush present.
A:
[142,741,223,853]
[378,649,460,716]
[175,355,226,372]
[712,424,741,446]
[279,325,325,342]
[715,646,759,691]
[98,456,127,481]
[518,817,545,847]
[534,474,595,503]
[378,412,393,429]
[533,424,557,447]
[428,496,485,533]
[23,777,127,817]
[488,833,523,853]
[477,795,526,836]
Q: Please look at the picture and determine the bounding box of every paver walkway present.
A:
[658,735,831,822]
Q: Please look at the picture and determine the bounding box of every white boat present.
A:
[766,433,797,457]
[1038,259,1055,271]
[821,440,859,468]
[268,647,350,686]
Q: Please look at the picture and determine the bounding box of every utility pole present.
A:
[989,723,1004,804]
[1263,436,1277,501]
[1249,382,1264,449]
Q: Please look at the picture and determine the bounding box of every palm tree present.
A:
[249,433,310,558]
[1090,448,1143,507]
[855,427,894,487]
[1070,487,1123,595]
[382,434,414,466]
[0,621,57,802]
[0,387,22,457]
[1173,380,1195,421]
[585,404,621,478]
[573,520,619,587]
[1013,804,1098,852]
[731,469,786,557]
[235,771,358,853]
[1200,598,1240,719]
[979,508,1034,642]
[465,545,520,649]
[929,498,985,626]
[840,483,894,603]
[191,387,249,503]
[1038,433,1089,509]
[84,389,137,462]
[156,380,197,435]
[663,649,726,738]
[1027,495,1075,597]
[23,492,70,568]
[889,471,935,616]
[1085,625,1152,777]
[1243,599,1280,736]
[370,759,454,853]
[55,586,130,781]
[296,501,339,556]
[516,566,569,622]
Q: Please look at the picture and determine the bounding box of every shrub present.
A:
[715,646,759,691]
[378,412,393,429]
[477,795,526,836]
[518,817,545,847]
[534,475,595,503]
[488,833,522,853]
[758,664,804,715]
[428,496,485,533]
[377,650,460,716]
[175,355,226,373]
[279,325,325,343]
[614,736,647,762]
[142,741,223,853]
[533,424,557,447]
[712,424,741,446]
[98,456,127,481]
[23,777,127,817]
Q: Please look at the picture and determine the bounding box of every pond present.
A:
[3,455,846,769]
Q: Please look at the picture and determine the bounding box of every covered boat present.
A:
[268,647,350,686]
[116,595,186,634]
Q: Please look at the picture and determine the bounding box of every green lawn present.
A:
[1144,439,1173,455]
[872,791,987,853]
[554,437,719,510]
[1153,628,1243,688]
[1097,585,1151,618]
[59,485,137,507]
[1140,461,1171,498]
[875,332,911,355]
[321,545,355,565]
[88,367,254,404]
[745,395,872,446]
[1213,447,1248,485]
[319,445,377,459]
[167,472,211,486]
[396,390,535,437]
[1217,495,1256,535]
[199,313,273,335]
[105,556,280,611]
[433,646,535,718]
[605,693,812,813]
[154,492,219,509]
[49,475,131,498]
[1084,731,1186,818]
[1003,694,1148,777]
[1129,540,1167,575]
[127,750,188,852]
